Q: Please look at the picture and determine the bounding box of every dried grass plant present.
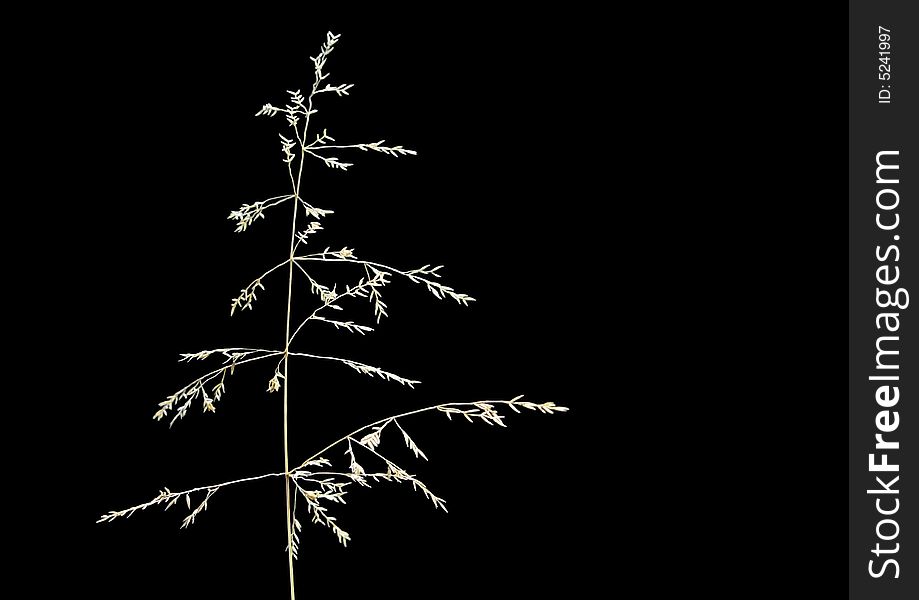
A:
[98,31,567,598]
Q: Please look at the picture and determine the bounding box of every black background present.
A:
[14,5,853,597]
[67,12,607,598]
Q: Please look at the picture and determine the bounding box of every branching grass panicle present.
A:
[98,32,568,599]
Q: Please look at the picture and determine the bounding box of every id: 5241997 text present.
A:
[877,26,892,104]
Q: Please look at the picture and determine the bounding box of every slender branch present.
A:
[228,194,296,232]
[97,471,286,524]
[348,434,407,473]
[293,470,389,480]
[287,351,420,387]
[306,144,367,150]
[294,254,474,305]
[173,352,281,392]
[303,148,353,170]
[156,352,283,423]
[179,347,280,362]
[260,259,293,282]
[287,273,385,346]
[295,255,423,279]
[293,259,325,292]
[295,398,566,470]
[257,195,296,210]
[233,258,290,304]
[309,316,373,335]
[306,143,416,155]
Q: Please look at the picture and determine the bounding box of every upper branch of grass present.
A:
[287,268,386,345]
[294,252,475,312]
[286,351,420,387]
[230,259,292,316]
[307,139,417,156]
[228,194,296,233]
[155,351,282,424]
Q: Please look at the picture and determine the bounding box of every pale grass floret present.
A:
[99,31,568,599]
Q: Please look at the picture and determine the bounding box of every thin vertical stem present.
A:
[283,185,298,599]
[283,80,316,600]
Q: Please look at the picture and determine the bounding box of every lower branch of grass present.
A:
[100,397,567,538]
[97,471,286,524]
[294,397,566,470]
